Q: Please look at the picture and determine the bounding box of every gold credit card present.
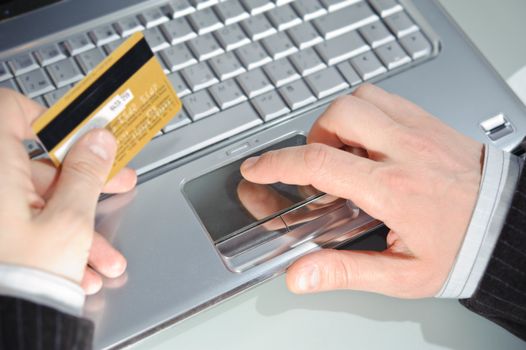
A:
[32,32,182,179]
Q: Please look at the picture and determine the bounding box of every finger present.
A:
[353,84,482,161]
[352,84,437,129]
[286,249,413,297]
[31,160,137,198]
[306,94,399,153]
[0,89,46,216]
[241,143,387,218]
[88,232,127,278]
[43,128,117,221]
[0,88,46,139]
[81,267,103,295]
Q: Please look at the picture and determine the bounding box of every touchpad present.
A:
[184,135,322,245]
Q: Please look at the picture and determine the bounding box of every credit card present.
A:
[32,32,182,179]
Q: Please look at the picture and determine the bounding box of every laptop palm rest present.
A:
[183,135,380,272]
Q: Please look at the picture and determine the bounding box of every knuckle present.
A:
[63,158,104,188]
[352,83,374,98]
[396,129,441,157]
[260,149,281,171]
[317,251,356,290]
[303,143,330,174]
[373,165,412,193]
[331,94,355,112]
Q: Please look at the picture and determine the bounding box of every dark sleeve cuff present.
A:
[0,295,94,350]
[460,164,526,341]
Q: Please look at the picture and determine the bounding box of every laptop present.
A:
[1,0,525,348]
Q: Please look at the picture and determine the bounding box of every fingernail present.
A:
[296,264,320,292]
[88,129,114,161]
[242,156,260,171]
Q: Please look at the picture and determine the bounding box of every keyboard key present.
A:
[240,14,277,41]
[0,79,18,91]
[187,33,224,60]
[188,8,223,35]
[155,53,171,74]
[336,61,362,86]
[138,7,169,28]
[209,51,246,80]
[32,96,46,107]
[43,85,70,106]
[241,0,275,15]
[168,72,192,97]
[313,2,378,39]
[89,25,120,46]
[23,139,45,158]
[279,79,317,110]
[76,47,106,74]
[34,44,66,66]
[315,30,369,65]
[275,0,295,5]
[182,90,220,120]
[263,59,300,87]
[251,90,290,121]
[289,48,326,76]
[375,41,410,69]
[305,66,348,98]
[0,62,13,81]
[159,45,197,71]
[130,102,262,174]
[384,11,418,38]
[368,0,403,17]
[350,51,387,80]
[180,61,219,91]
[214,24,251,51]
[8,53,39,76]
[266,4,302,31]
[163,109,192,133]
[46,58,84,87]
[287,22,323,49]
[399,31,432,59]
[103,38,125,55]
[16,69,54,98]
[63,33,95,55]
[236,42,272,70]
[320,0,360,12]
[189,0,217,10]
[237,68,274,98]
[292,0,327,21]
[209,79,247,109]
[261,32,298,60]
[161,18,197,45]
[215,1,250,25]
[143,27,170,52]
[114,16,145,37]
[359,21,395,48]
[168,0,195,18]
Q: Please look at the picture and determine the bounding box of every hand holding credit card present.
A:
[32,33,182,179]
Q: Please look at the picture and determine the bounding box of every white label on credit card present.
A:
[54,89,134,161]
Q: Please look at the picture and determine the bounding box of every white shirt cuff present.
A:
[436,144,522,298]
[0,264,85,316]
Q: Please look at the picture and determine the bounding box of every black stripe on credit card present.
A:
[37,38,154,151]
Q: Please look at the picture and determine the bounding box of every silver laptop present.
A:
[1,0,525,348]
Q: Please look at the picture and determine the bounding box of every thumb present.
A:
[286,249,408,296]
[44,128,117,221]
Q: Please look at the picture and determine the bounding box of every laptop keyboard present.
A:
[0,0,434,174]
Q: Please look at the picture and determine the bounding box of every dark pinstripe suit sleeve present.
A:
[0,296,94,350]
[460,165,526,341]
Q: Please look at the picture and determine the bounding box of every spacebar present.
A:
[130,102,263,175]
